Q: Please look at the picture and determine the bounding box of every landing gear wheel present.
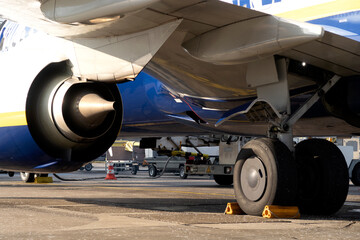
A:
[351,163,360,186]
[84,163,93,171]
[213,175,233,185]
[20,172,35,183]
[233,138,297,216]
[148,165,157,177]
[179,165,187,179]
[295,139,349,215]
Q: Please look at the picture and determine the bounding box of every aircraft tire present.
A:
[148,165,157,177]
[233,138,297,216]
[84,163,93,171]
[20,172,35,183]
[295,139,349,215]
[351,163,360,186]
[213,175,233,185]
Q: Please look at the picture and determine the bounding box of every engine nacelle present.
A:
[26,61,122,165]
[322,76,360,128]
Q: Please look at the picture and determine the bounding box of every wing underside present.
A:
[0,0,359,96]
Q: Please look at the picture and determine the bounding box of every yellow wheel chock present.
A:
[34,177,53,184]
[262,205,300,219]
[224,203,300,218]
[224,202,244,215]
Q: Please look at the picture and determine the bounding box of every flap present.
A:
[215,99,282,127]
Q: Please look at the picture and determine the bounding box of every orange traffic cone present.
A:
[105,162,117,180]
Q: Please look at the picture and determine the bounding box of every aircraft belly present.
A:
[120,114,360,137]
[119,122,209,138]
[293,117,360,137]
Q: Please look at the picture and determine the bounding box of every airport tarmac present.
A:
[0,165,359,240]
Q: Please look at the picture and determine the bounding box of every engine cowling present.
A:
[26,61,122,165]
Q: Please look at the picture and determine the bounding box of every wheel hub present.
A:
[240,156,267,201]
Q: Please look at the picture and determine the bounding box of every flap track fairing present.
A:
[183,16,323,65]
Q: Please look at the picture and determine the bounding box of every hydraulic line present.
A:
[152,156,172,179]
[53,173,138,181]
[53,173,104,181]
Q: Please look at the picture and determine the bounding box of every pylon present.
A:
[105,162,117,180]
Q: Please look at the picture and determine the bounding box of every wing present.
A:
[0,0,266,38]
[1,0,359,96]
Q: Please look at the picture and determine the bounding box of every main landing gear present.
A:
[233,138,349,216]
[231,59,349,216]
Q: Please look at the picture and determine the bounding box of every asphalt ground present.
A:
[0,163,359,239]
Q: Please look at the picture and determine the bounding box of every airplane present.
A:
[0,0,359,216]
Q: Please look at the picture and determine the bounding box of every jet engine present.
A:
[26,61,122,168]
